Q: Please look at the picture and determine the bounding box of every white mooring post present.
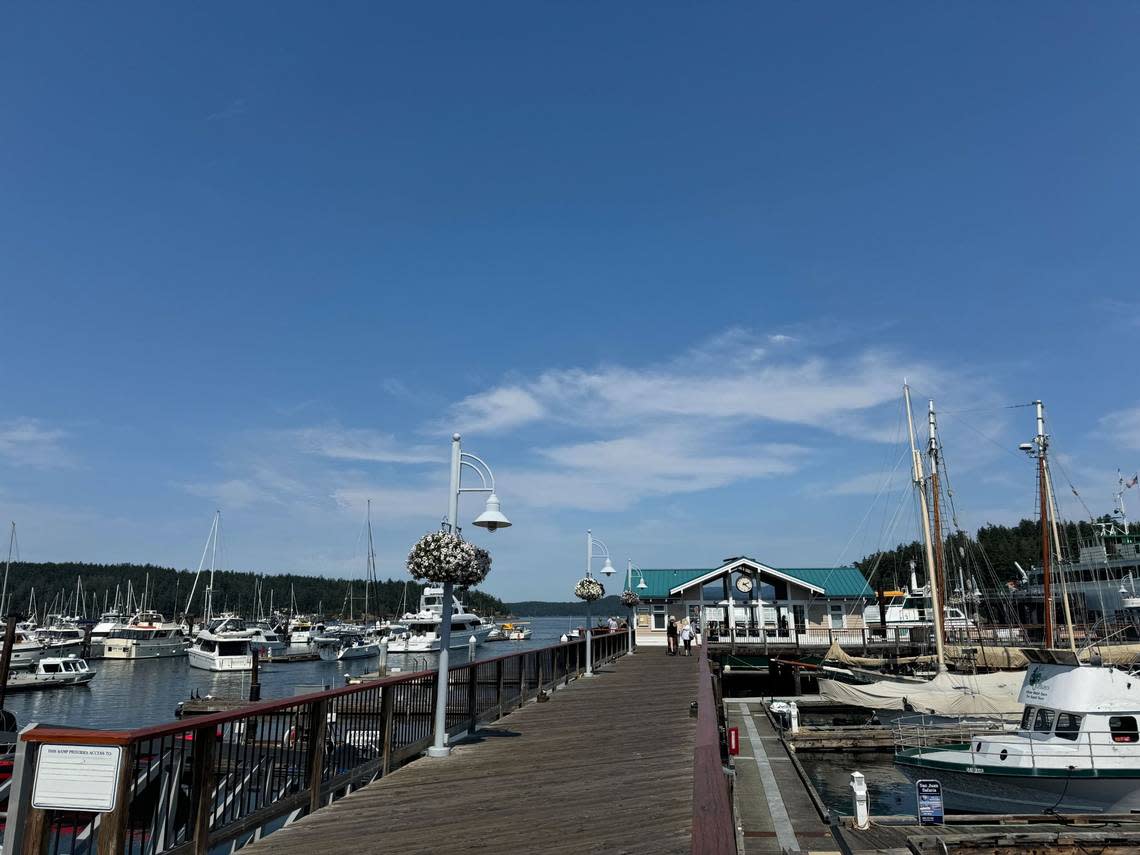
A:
[850,771,870,829]
[789,701,800,734]
[378,637,388,676]
[468,634,477,659]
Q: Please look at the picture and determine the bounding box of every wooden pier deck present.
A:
[725,699,834,854]
[239,650,699,855]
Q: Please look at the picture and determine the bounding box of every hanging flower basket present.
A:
[406,531,491,587]
[574,577,605,602]
[620,590,640,607]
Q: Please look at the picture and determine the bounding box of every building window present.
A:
[829,604,845,630]
[652,605,666,631]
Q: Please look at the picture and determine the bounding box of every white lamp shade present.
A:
[636,578,647,590]
[473,493,512,531]
[601,558,616,576]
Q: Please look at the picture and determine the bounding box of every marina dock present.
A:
[239,649,699,855]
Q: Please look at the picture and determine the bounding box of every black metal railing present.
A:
[7,631,629,855]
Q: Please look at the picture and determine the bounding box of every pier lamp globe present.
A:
[637,577,647,590]
[473,494,511,532]
[601,558,616,576]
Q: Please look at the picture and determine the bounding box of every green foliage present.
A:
[0,561,506,620]
[854,517,1140,592]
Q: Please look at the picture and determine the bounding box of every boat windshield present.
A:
[218,641,249,656]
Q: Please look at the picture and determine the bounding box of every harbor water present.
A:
[4,616,602,730]
[799,753,918,816]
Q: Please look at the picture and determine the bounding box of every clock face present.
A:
[735,575,754,593]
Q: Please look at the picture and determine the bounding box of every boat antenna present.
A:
[1,522,16,621]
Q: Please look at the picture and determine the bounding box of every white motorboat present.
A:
[248,623,287,656]
[896,649,1140,813]
[88,610,128,657]
[7,656,96,691]
[861,587,975,631]
[188,616,254,671]
[0,626,47,668]
[287,617,322,646]
[32,620,86,658]
[102,611,187,659]
[498,621,532,641]
[318,636,382,661]
[387,588,494,652]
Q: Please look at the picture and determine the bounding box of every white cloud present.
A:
[451,386,546,433]
[0,419,71,467]
[1101,407,1140,450]
[183,479,273,510]
[291,426,440,464]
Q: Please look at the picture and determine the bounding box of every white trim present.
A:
[667,558,826,597]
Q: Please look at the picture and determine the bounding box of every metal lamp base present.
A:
[426,745,451,758]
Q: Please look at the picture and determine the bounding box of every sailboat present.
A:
[185,511,254,671]
[895,401,1140,812]
[817,384,1023,716]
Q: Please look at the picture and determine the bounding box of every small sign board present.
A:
[915,779,944,826]
[728,727,740,755]
[32,744,123,813]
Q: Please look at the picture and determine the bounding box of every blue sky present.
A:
[2,4,1139,601]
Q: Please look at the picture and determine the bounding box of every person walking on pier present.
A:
[680,622,693,656]
[666,617,678,655]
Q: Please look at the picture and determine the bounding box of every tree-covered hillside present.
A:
[0,561,506,621]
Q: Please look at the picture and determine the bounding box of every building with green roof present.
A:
[626,556,873,646]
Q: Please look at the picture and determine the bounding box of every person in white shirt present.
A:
[680,623,693,656]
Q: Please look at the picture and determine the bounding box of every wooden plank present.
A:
[237,650,698,855]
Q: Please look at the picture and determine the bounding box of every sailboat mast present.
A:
[206,510,219,623]
[2,522,15,620]
[1035,401,1076,652]
[927,401,948,612]
[365,499,375,621]
[1034,401,1054,647]
[905,383,946,669]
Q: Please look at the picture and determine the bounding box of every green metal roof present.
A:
[632,563,872,600]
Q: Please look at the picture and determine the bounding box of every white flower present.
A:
[574,577,605,602]
[406,531,492,586]
[620,590,640,607]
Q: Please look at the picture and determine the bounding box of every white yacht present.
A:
[862,585,975,631]
[32,620,86,658]
[287,616,322,646]
[387,588,494,653]
[0,625,47,668]
[188,616,254,671]
[101,612,187,659]
[896,649,1140,813]
[88,610,127,657]
[248,622,287,656]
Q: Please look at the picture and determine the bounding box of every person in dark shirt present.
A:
[666,617,678,655]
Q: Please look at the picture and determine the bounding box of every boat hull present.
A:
[388,625,493,653]
[187,648,253,671]
[6,671,95,692]
[896,754,1140,814]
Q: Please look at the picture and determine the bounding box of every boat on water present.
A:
[248,622,287,656]
[31,618,87,658]
[318,635,382,661]
[498,621,532,641]
[88,609,128,657]
[101,611,187,659]
[188,616,254,671]
[387,587,494,652]
[895,649,1140,813]
[6,656,96,691]
[0,625,49,668]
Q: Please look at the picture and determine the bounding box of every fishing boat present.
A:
[102,611,187,659]
[188,616,254,671]
[896,649,1140,813]
[387,587,494,652]
[6,656,96,691]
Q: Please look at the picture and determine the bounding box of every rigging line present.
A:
[939,411,1028,462]
[827,445,911,579]
[937,402,1038,415]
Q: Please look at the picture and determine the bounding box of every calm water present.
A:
[799,753,917,816]
[5,616,602,730]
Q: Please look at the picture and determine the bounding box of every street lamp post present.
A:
[626,559,648,655]
[427,433,511,759]
[586,529,616,677]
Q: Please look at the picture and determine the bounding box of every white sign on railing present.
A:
[32,744,123,812]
